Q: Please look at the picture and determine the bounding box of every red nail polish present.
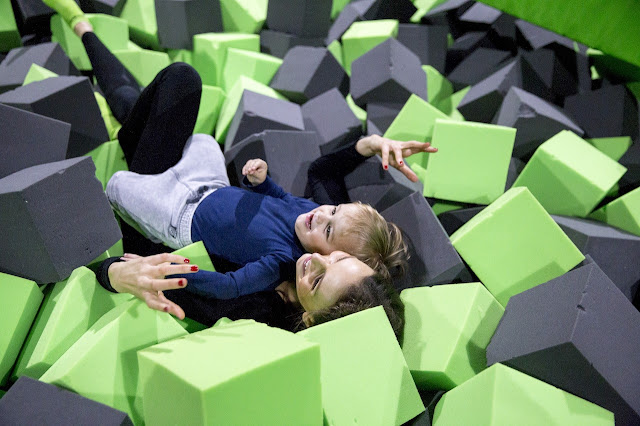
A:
[163,306,168,312]
[191,266,199,272]
[399,161,404,166]
[184,258,190,263]
[383,165,388,170]
[179,279,185,287]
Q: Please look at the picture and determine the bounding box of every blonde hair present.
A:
[342,202,409,279]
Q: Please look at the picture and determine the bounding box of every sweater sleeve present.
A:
[243,175,292,200]
[89,257,123,293]
[306,140,368,205]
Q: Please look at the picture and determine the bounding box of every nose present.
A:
[309,253,328,270]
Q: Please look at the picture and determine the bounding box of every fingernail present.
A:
[383,165,388,170]
[184,258,190,263]
[191,266,199,272]
[179,279,185,287]
[163,306,169,312]
[399,161,404,166]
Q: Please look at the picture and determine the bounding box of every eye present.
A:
[325,225,331,238]
[331,207,337,215]
[312,274,323,290]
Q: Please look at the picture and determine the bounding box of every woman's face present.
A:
[295,250,374,314]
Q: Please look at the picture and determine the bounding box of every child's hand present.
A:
[242,159,268,185]
[356,135,438,182]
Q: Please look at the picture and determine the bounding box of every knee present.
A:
[162,62,202,93]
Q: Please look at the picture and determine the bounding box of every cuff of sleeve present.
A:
[243,175,271,191]
[97,257,124,293]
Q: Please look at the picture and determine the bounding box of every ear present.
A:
[302,311,314,327]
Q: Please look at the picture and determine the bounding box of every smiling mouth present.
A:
[306,213,314,230]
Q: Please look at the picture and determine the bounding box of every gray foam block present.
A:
[350,38,427,108]
[366,102,403,136]
[224,90,304,151]
[564,85,639,140]
[436,205,485,236]
[0,376,132,425]
[270,46,349,104]
[10,0,55,34]
[618,140,640,195]
[515,19,576,52]
[224,130,321,197]
[457,2,502,30]
[494,86,584,159]
[0,103,70,179]
[0,157,122,284]
[325,0,369,44]
[155,0,223,50]
[397,24,448,73]
[447,47,513,92]
[78,0,126,15]
[266,0,332,38]
[0,43,79,94]
[520,48,579,103]
[444,31,494,74]
[0,76,109,158]
[505,156,525,190]
[486,260,640,426]
[259,30,325,59]
[301,88,362,155]
[552,215,640,301]
[380,191,472,290]
[423,0,475,39]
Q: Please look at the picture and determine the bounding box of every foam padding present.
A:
[266,0,332,38]
[138,319,321,425]
[112,49,170,87]
[399,24,448,73]
[221,47,281,91]
[193,33,259,86]
[451,187,584,306]
[193,85,225,135]
[259,29,325,59]
[172,241,215,272]
[119,0,159,50]
[590,186,640,237]
[298,307,425,425]
[586,137,633,162]
[220,0,268,34]
[0,0,21,53]
[155,0,222,50]
[87,140,128,190]
[401,283,504,390]
[342,19,399,74]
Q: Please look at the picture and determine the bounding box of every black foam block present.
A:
[326,0,365,44]
[366,102,403,136]
[0,377,132,425]
[0,76,109,157]
[423,0,475,39]
[552,215,640,301]
[155,0,223,49]
[519,48,579,103]
[78,0,126,15]
[436,205,484,236]
[456,2,518,51]
[486,260,640,426]
[397,24,448,73]
[618,141,640,195]
[404,390,445,426]
[444,31,494,74]
[259,30,324,59]
[301,88,362,155]
[494,86,584,159]
[224,90,305,151]
[0,43,79,94]
[225,130,321,197]
[379,191,472,290]
[10,0,54,34]
[0,103,70,179]
[350,38,427,108]
[0,157,122,284]
[266,0,332,38]
[447,47,512,91]
[564,85,639,140]
[270,46,348,103]
[505,156,524,190]
[515,19,575,52]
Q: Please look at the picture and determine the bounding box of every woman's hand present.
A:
[108,253,198,320]
[242,159,268,186]
[356,135,438,182]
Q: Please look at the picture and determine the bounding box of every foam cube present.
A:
[12,267,131,381]
[138,319,321,425]
[619,142,640,195]
[437,205,485,235]
[112,48,170,87]
[22,64,58,86]
[87,139,128,190]
[301,88,362,155]
[367,101,404,135]
[0,0,21,52]
[119,0,160,50]
[0,103,70,179]
[397,24,448,72]
[590,186,640,237]
[40,298,188,424]
[519,47,580,103]
[423,119,515,204]
[342,19,399,74]
[0,43,78,94]
[447,48,512,91]
[494,86,584,159]
[259,29,325,59]
[225,130,321,197]
[270,46,348,103]
[423,65,454,111]
[81,0,128,15]
[224,90,304,150]
[401,283,504,390]
[10,0,54,35]
[451,187,584,306]
[380,191,471,290]
[220,0,267,34]
[586,136,633,162]
[193,84,225,135]
[298,307,425,425]
[193,33,259,86]
[0,157,122,284]
[221,48,281,91]
[0,273,43,386]
[487,260,640,425]
[0,76,109,158]
[433,364,614,425]
[513,130,627,217]
[0,376,133,425]
[155,0,223,50]
[266,0,332,38]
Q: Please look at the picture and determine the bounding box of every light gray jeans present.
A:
[106,134,230,249]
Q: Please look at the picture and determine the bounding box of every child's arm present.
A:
[241,158,295,201]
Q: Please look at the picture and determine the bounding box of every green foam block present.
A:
[342,19,399,74]
[167,49,193,66]
[112,49,171,87]
[193,85,226,135]
[50,14,129,71]
[87,140,128,190]
[40,299,187,424]
[138,319,321,425]
[428,199,466,216]
[424,119,516,204]
[220,0,268,34]
[22,64,58,86]
[451,187,584,306]
[93,92,122,141]
[0,0,21,52]
[0,273,43,386]
[586,136,632,162]
[433,363,614,425]
[221,47,282,91]
[172,241,215,272]
[119,0,159,50]
[346,94,366,127]
[423,65,453,112]
[193,33,259,86]
[444,86,470,121]
[12,267,131,381]
[214,76,286,143]
[87,239,125,268]
[331,0,351,19]
[327,40,344,69]
[513,130,627,217]
[590,186,640,237]
[401,283,504,391]
[298,307,425,425]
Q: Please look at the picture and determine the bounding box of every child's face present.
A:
[295,203,360,255]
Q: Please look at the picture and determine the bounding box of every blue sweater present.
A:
[185,176,318,299]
